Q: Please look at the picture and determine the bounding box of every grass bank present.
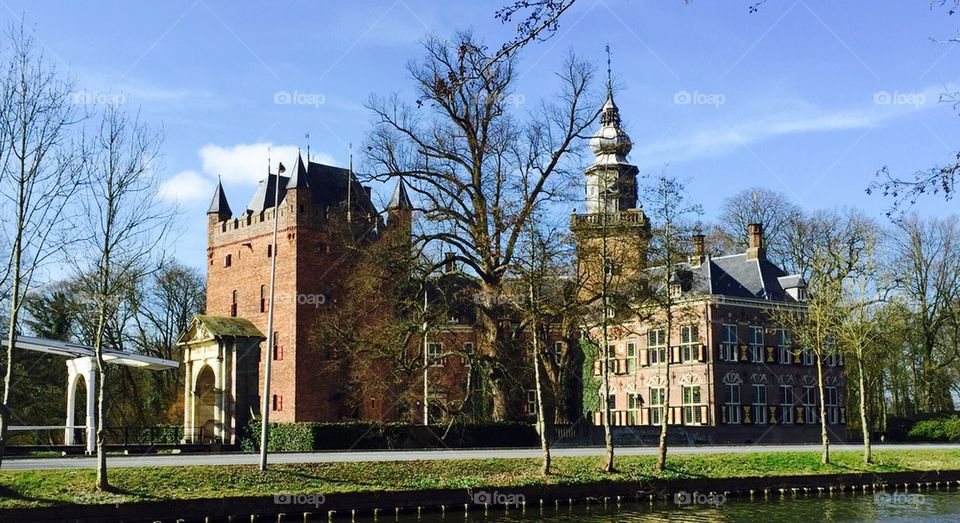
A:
[1,449,960,509]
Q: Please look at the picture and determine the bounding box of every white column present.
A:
[64,365,77,445]
[182,359,193,443]
[83,358,96,455]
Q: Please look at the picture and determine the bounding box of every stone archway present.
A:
[194,365,217,443]
[67,374,87,445]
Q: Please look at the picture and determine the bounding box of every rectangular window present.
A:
[680,325,699,362]
[230,290,238,318]
[626,342,637,374]
[649,387,665,425]
[267,244,273,258]
[825,386,840,424]
[724,384,741,424]
[428,342,444,366]
[648,329,667,365]
[526,390,537,415]
[626,393,641,424]
[752,384,767,424]
[272,332,282,360]
[802,349,815,366]
[463,342,474,367]
[272,394,283,412]
[780,385,794,424]
[749,326,764,363]
[553,341,565,364]
[260,285,267,313]
[682,385,702,425]
[803,386,818,424]
[778,329,792,364]
[721,324,737,361]
[224,254,232,268]
[607,393,616,411]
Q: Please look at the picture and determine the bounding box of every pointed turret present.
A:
[287,152,309,190]
[386,178,413,233]
[387,178,412,211]
[207,178,232,223]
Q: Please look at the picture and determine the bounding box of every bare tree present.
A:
[887,214,960,413]
[73,104,168,491]
[0,19,84,465]
[642,176,702,473]
[709,187,802,271]
[837,237,884,463]
[774,208,877,464]
[365,32,597,421]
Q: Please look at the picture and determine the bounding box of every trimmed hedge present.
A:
[908,416,960,442]
[241,420,538,452]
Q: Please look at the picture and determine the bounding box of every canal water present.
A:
[410,491,960,522]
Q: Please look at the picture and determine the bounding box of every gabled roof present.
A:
[178,315,265,344]
[387,178,412,210]
[245,160,376,216]
[207,179,232,216]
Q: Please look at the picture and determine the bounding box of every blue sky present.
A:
[3,0,958,270]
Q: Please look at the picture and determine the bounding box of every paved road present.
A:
[3,443,958,470]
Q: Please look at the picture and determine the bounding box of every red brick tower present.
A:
[204,153,379,422]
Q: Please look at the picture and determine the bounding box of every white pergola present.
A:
[2,335,179,453]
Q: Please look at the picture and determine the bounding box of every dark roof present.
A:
[661,253,802,303]
[287,153,309,190]
[183,315,265,341]
[387,178,412,210]
[246,160,376,216]
[207,179,232,216]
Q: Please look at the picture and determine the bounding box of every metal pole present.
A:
[259,162,282,471]
[423,287,429,425]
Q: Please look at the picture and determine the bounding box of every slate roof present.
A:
[245,160,376,216]
[387,178,412,210]
[207,179,232,216]
[659,253,803,303]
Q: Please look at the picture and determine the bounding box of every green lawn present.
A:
[1,449,959,509]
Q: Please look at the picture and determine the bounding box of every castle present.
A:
[178,85,846,446]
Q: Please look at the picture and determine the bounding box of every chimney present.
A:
[746,223,765,260]
[690,233,705,266]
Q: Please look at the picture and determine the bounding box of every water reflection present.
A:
[410,491,960,523]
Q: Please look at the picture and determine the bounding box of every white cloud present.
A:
[199,143,337,185]
[159,170,215,203]
[636,83,951,167]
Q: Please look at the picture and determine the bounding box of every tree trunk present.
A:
[655,358,670,472]
[857,352,871,464]
[94,306,110,491]
[478,310,511,421]
[532,325,550,476]
[816,353,829,465]
[0,230,23,468]
[601,327,614,472]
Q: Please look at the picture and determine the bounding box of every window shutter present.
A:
[640,348,648,366]
[739,344,748,362]
[720,405,728,424]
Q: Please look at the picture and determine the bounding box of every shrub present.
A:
[907,415,960,442]
[241,420,537,452]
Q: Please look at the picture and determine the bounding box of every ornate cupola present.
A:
[583,51,639,215]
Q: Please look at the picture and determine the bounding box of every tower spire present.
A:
[605,44,612,95]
